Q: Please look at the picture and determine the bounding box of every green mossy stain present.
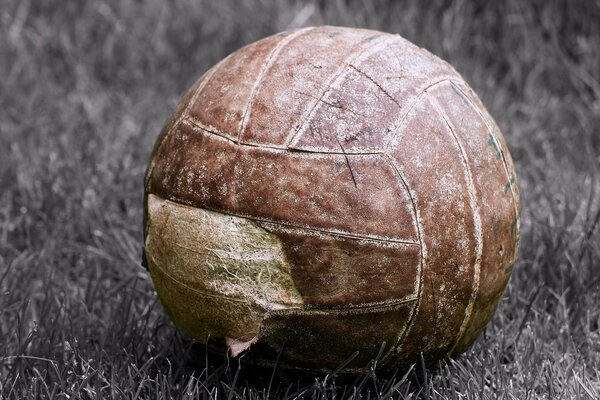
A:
[487,134,503,160]
[504,174,516,193]
[450,82,470,107]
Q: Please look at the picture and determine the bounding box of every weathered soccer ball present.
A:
[143,26,520,373]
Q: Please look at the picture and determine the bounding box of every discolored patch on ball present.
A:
[144,194,303,354]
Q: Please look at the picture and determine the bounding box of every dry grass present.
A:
[1,0,599,398]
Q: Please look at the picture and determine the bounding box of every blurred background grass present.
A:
[1,0,599,398]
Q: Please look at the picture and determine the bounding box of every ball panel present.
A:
[148,121,419,243]
[388,95,479,362]
[239,27,383,147]
[429,82,519,351]
[186,32,291,141]
[145,193,305,354]
[145,194,303,308]
[147,120,240,209]
[262,225,420,307]
[256,300,415,372]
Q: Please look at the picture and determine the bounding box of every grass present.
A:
[1,0,599,398]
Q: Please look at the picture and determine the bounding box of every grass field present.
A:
[1,0,599,398]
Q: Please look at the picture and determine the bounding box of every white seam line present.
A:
[273,295,418,315]
[428,94,483,356]
[383,154,426,357]
[184,118,287,151]
[237,27,315,143]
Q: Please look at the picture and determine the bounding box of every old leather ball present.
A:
[143,26,520,373]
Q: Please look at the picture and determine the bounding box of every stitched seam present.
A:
[449,80,520,220]
[382,155,425,361]
[428,94,484,356]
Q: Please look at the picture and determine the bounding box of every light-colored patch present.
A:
[145,193,303,354]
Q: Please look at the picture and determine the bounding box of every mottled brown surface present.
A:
[265,226,420,307]
[144,25,520,373]
[386,94,480,362]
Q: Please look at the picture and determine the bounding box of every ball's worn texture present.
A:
[144,26,520,373]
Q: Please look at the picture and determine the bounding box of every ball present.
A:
[143,26,520,373]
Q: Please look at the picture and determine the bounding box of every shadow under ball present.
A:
[143,26,520,373]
